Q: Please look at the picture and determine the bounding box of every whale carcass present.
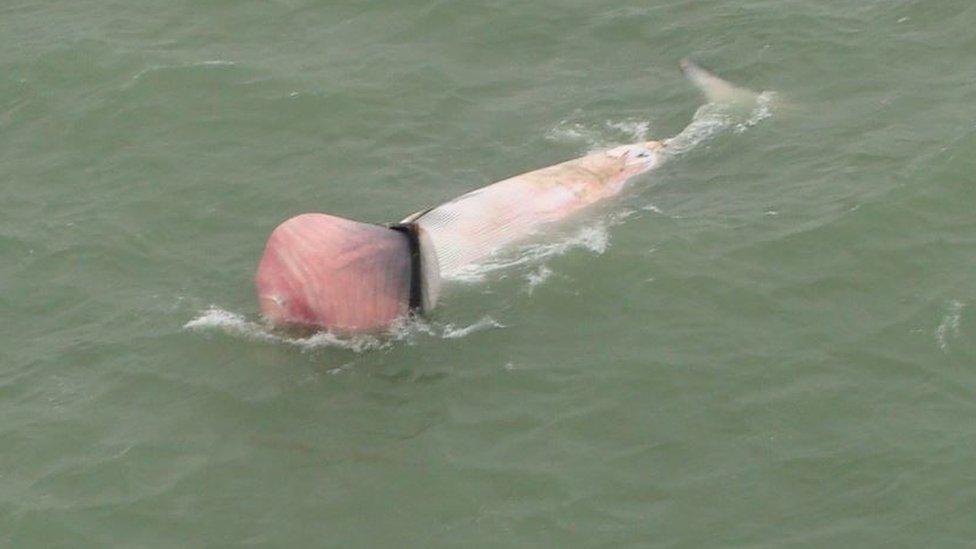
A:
[255,61,758,332]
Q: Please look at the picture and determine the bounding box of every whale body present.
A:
[254,61,758,333]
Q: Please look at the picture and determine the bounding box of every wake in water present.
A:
[183,306,504,352]
[663,90,776,155]
[547,116,655,150]
[548,63,776,158]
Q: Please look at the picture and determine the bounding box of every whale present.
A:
[255,61,759,333]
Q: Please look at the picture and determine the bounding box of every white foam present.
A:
[183,306,506,351]
[525,265,554,293]
[183,307,389,352]
[183,307,275,341]
[546,118,654,151]
[735,91,777,134]
[665,90,776,155]
[935,300,964,352]
[545,121,605,150]
[605,119,652,141]
[663,104,734,155]
[441,316,505,339]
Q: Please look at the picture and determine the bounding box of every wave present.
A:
[441,316,506,339]
[524,265,554,294]
[547,90,776,159]
[546,117,655,151]
[183,307,504,352]
[935,300,965,352]
[665,90,777,155]
[129,59,238,84]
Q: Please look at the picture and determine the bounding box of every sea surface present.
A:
[2,1,975,546]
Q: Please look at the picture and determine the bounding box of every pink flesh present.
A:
[255,213,410,332]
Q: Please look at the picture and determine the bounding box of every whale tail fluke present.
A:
[680,59,759,108]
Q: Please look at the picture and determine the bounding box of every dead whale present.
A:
[255,61,760,333]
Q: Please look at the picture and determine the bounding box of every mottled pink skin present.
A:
[255,213,411,333]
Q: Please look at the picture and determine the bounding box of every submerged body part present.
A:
[255,61,761,333]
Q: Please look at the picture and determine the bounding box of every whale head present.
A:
[606,140,667,179]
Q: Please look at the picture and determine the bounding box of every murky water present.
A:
[2,1,975,545]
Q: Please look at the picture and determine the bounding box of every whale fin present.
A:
[680,59,758,107]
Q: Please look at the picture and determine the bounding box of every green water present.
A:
[3,1,976,546]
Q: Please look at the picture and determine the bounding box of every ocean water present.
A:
[2,0,976,546]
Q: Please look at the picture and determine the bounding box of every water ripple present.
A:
[183,306,505,352]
